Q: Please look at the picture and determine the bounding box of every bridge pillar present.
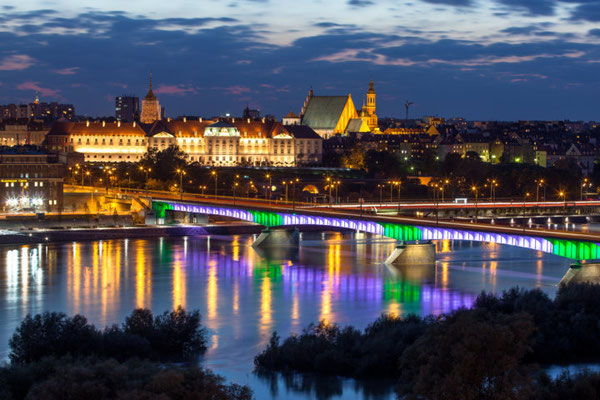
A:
[252,227,300,249]
[560,262,600,285]
[385,241,436,265]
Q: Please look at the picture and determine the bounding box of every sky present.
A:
[0,0,599,121]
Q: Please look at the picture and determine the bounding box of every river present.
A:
[0,231,570,399]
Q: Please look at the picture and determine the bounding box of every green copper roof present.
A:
[301,96,350,130]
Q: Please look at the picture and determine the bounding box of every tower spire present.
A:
[145,71,156,100]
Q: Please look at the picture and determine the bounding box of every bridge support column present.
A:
[560,262,600,285]
[385,241,436,265]
[252,227,299,249]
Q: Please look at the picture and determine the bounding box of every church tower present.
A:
[140,73,161,124]
[363,78,378,131]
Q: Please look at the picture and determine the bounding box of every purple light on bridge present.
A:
[172,204,255,223]
[420,227,553,253]
[281,214,385,236]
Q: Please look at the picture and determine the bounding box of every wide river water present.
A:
[0,231,572,399]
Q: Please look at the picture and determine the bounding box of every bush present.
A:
[0,356,253,400]
[255,283,600,381]
[254,314,429,378]
[9,306,206,364]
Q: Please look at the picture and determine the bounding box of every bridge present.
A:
[150,198,600,265]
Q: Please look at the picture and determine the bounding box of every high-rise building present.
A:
[115,96,139,122]
[140,74,161,124]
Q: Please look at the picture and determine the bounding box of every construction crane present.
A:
[404,101,414,120]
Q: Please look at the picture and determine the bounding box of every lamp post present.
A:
[335,180,341,204]
[292,177,299,211]
[472,185,479,223]
[266,173,272,203]
[377,184,383,205]
[140,166,151,195]
[176,168,186,200]
[522,192,529,232]
[559,191,567,229]
[282,180,289,203]
[581,178,589,201]
[211,170,218,198]
[396,181,401,215]
[233,182,238,205]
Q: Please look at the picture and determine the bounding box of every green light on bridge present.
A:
[549,239,600,260]
[249,210,283,227]
[152,202,173,219]
[380,223,423,241]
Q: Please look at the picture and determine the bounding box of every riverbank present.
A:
[0,223,264,245]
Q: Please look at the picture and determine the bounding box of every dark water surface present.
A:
[0,232,570,399]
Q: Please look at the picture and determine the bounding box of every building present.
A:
[0,93,74,122]
[140,75,161,124]
[297,79,377,138]
[0,119,49,146]
[46,117,323,167]
[361,78,378,131]
[115,96,139,122]
[0,146,65,212]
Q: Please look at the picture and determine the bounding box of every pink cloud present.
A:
[0,54,35,71]
[108,82,128,89]
[154,84,197,95]
[53,67,79,75]
[223,85,251,95]
[16,81,61,98]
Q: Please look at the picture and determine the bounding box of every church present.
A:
[295,79,379,138]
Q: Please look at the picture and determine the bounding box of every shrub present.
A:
[9,307,206,364]
[0,356,253,400]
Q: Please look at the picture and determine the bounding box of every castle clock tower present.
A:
[140,73,161,124]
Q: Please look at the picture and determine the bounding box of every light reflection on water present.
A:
[0,232,570,399]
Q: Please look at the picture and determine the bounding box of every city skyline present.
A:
[0,1,599,120]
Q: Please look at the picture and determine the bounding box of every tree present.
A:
[341,146,366,170]
[398,309,535,400]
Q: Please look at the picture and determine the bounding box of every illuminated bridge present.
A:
[151,199,600,262]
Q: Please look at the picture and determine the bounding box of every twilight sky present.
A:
[0,0,599,121]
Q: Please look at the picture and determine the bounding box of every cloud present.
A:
[0,54,35,70]
[347,0,374,7]
[589,28,600,37]
[493,0,556,16]
[154,84,197,95]
[221,85,252,95]
[420,0,473,6]
[53,66,79,75]
[570,3,600,21]
[16,81,61,97]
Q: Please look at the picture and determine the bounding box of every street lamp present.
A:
[581,177,589,201]
[522,192,530,231]
[292,177,299,210]
[560,189,566,223]
[140,166,151,194]
[266,173,272,203]
[233,181,239,205]
[176,168,186,200]
[211,170,218,198]
[282,180,289,203]
[472,185,479,223]
[377,184,384,205]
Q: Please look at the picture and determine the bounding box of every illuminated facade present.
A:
[0,150,65,211]
[140,75,161,124]
[47,118,323,166]
[298,79,378,138]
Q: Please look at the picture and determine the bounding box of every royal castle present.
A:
[47,77,323,167]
